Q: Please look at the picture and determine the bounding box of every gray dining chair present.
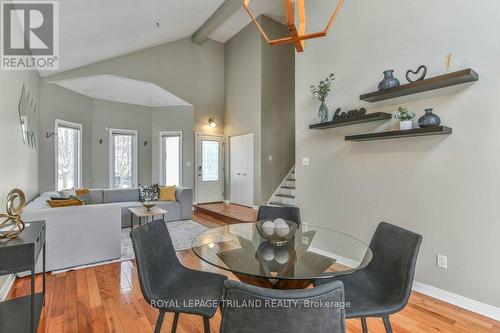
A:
[220,279,346,333]
[257,206,301,225]
[130,220,228,333]
[315,222,423,333]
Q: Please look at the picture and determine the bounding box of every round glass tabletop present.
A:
[191,221,372,281]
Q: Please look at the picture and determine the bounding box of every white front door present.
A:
[196,133,224,204]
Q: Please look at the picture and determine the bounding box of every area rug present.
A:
[121,219,208,261]
[52,220,207,274]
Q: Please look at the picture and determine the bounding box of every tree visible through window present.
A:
[56,121,81,191]
[161,132,181,186]
[110,130,137,188]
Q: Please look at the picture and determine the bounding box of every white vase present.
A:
[399,120,413,130]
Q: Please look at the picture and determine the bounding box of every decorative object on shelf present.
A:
[310,112,391,130]
[0,189,26,239]
[378,70,400,90]
[394,107,415,130]
[406,65,427,83]
[444,53,453,72]
[243,0,345,52]
[208,117,217,128]
[142,202,156,211]
[332,107,367,122]
[418,108,441,128]
[310,73,335,123]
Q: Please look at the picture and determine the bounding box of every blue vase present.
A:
[418,108,441,128]
[378,70,400,91]
[318,102,329,123]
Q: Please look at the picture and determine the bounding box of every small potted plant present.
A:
[394,107,415,130]
[310,73,335,122]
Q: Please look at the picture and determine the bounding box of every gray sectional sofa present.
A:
[21,187,192,273]
[92,187,192,227]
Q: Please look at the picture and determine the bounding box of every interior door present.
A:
[230,136,242,204]
[196,134,224,204]
[230,133,254,207]
[241,133,254,207]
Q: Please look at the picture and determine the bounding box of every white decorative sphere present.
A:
[260,245,275,261]
[261,221,275,236]
[275,224,290,237]
[274,247,290,264]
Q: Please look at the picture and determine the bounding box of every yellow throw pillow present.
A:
[47,198,83,208]
[159,186,176,201]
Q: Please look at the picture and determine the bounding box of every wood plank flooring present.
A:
[193,203,257,223]
[7,211,500,333]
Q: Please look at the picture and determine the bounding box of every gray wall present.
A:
[295,0,500,307]
[152,106,195,189]
[224,17,295,205]
[224,20,263,204]
[39,82,92,192]
[260,16,295,203]
[90,99,152,188]
[43,38,225,135]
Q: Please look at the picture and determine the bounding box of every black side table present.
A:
[0,221,46,333]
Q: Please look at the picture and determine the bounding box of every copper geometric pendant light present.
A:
[243,0,345,52]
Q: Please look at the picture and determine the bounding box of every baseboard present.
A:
[224,200,231,204]
[0,274,15,301]
[310,246,500,321]
[412,281,500,321]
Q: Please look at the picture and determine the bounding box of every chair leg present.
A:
[154,311,166,333]
[383,316,393,333]
[203,317,210,333]
[361,317,368,333]
[171,313,179,333]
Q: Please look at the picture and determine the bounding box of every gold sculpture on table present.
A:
[0,189,26,239]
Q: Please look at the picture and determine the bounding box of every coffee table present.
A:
[128,206,167,230]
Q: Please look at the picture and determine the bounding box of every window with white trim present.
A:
[160,131,182,186]
[110,129,138,189]
[55,119,82,191]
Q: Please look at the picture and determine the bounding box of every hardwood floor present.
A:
[7,211,500,333]
[193,203,257,223]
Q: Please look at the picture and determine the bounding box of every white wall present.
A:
[295,0,500,307]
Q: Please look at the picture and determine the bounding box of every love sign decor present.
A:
[331,107,368,122]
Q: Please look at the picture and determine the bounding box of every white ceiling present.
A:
[49,75,192,107]
[41,0,286,77]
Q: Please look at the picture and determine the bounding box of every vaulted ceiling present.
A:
[43,0,285,77]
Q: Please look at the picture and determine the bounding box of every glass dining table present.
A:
[191,221,372,289]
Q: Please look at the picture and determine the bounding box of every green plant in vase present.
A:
[394,107,415,130]
[310,73,334,122]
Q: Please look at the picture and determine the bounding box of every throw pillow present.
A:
[58,188,77,198]
[75,188,91,204]
[139,184,159,202]
[159,186,176,201]
[47,198,83,208]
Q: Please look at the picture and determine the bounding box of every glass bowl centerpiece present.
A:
[255,218,298,246]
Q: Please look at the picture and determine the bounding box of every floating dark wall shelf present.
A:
[360,69,478,103]
[345,126,452,142]
[309,112,391,130]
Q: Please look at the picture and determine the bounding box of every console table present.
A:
[0,221,46,333]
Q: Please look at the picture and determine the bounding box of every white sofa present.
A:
[21,187,193,273]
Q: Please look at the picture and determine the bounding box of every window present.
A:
[55,119,82,191]
[160,132,182,186]
[110,129,138,189]
[202,140,219,181]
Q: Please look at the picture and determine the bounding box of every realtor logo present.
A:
[1,1,59,70]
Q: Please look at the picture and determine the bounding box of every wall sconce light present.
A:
[208,117,217,128]
[46,132,56,138]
